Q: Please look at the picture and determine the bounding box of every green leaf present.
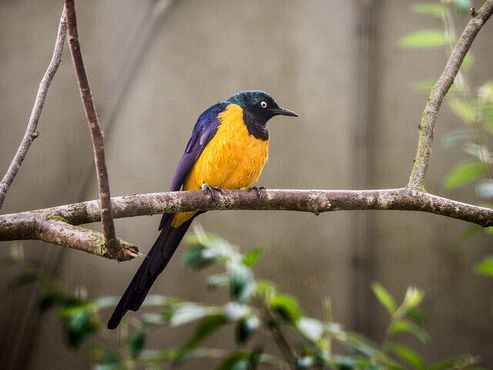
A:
[448,98,476,124]
[236,315,260,343]
[389,320,430,343]
[389,344,426,370]
[229,262,255,303]
[255,280,276,296]
[405,307,424,325]
[224,302,251,321]
[94,354,123,370]
[207,273,229,290]
[453,0,472,13]
[371,282,396,315]
[62,305,97,348]
[412,3,446,18]
[398,30,448,48]
[269,293,303,322]
[201,234,238,260]
[127,330,146,359]
[474,257,493,276]
[182,245,218,270]
[39,284,66,311]
[296,317,324,342]
[403,287,424,310]
[180,313,227,352]
[339,332,380,357]
[443,161,485,189]
[242,248,263,267]
[216,349,262,370]
[170,303,209,327]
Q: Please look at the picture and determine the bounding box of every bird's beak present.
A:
[274,106,299,117]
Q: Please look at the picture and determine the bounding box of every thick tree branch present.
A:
[65,0,118,252]
[0,7,67,210]
[408,0,493,190]
[0,188,492,260]
[35,219,138,261]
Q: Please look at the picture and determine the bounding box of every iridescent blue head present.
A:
[228,90,298,128]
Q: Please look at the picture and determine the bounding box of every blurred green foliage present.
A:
[2,230,485,369]
[399,0,493,277]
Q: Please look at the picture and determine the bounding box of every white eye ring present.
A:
[260,101,267,108]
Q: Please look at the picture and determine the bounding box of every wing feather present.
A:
[159,102,228,230]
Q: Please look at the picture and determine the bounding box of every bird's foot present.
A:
[201,183,223,200]
[248,186,266,198]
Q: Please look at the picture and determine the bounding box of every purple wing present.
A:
[159,102,228,230]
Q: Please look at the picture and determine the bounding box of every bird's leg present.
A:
[201,183,223,200]
[247,186,266,198]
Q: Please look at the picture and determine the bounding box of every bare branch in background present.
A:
[0,7,67,210]
[64,0,119,254]
[408,0,493,190]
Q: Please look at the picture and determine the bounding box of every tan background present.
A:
[1,0,492,368]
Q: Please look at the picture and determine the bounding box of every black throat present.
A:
[243,110,269,141]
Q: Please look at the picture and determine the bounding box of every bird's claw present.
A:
[248,186,266,198]
[202,183,223,200]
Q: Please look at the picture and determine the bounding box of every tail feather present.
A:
[107,218,194,330]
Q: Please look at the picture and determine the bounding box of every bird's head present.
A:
[228,90,298,126]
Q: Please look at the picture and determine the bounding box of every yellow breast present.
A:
[172,103,269,227]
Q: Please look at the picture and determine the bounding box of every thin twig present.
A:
[257,300,297,369]
[0,7,67,210]
[408,0,493,190]
[76,0,177,202]
[64,0,119,253]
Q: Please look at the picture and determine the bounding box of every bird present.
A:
[107,90,298,329]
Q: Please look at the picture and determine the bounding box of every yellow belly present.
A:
[172,103,269,227]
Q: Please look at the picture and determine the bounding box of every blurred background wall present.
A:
[0,0,492,368]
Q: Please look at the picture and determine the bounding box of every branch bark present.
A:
[408,0,493,190]
[0,7,67,210]
[35,219,137,261]
[64,0,119,253]
[0,188,491,260]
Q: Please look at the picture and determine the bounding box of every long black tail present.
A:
[107,217,194,329]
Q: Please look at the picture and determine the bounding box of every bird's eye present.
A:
[260,101,267,108]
